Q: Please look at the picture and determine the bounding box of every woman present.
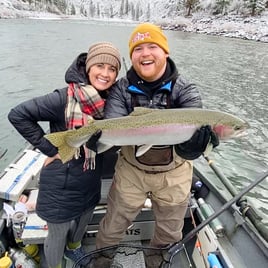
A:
[8,42,121,268]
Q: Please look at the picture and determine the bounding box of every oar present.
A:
[203,155,268,242]
[167,170,268,266]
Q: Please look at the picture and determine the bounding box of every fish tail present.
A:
[44,131,77,163]
[58,145,78,164]
[45,131,67,148]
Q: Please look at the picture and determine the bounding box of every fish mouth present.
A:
[232,130,248,138]
[228,125,249,139]
[233,122,250,138]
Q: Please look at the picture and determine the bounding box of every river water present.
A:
[0,19,267,223]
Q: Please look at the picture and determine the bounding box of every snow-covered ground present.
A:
[161,14,268,42]
[0,0,268,42]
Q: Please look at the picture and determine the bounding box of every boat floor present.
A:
[36,217,197,268]
[38,241,195,268]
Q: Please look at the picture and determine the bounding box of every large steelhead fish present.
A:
[45,107,248,163]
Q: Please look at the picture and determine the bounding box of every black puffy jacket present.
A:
[105,58,202,118]
[8,53,102,223]
[104,58,203,166]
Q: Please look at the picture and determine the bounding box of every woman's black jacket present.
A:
[8,53,102,223]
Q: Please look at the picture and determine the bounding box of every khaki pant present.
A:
[96,154,193,248]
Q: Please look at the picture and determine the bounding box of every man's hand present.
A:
[175,125,219,160]
[85,130,102,153]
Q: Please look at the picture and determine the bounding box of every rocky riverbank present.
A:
[160,14,268,43]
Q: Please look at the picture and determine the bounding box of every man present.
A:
[94,23,218,252]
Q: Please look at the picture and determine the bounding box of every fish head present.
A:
[212,121,249,140]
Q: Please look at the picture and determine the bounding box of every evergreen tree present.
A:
[110,5,114,18]
[88,0,95,17]
[97,2,100,17]
[184,0,199,16]
[54,0,67,14]
[130,2,135,20]
[120,0,125,17]
[125,0,129,15]
[245,0,266,15]
[146,3,150,21]
[71,3,75,15]
[214,0,230,15]
[135,3,143,21]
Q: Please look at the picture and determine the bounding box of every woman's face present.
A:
[88,63,117,91]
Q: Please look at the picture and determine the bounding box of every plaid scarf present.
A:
[66,83,105,129]
[65,83,105,170]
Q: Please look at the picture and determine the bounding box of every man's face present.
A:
[131,43,169,82]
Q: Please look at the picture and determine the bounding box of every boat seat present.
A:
[21,177,155,245]
[21,208,155,245]
[21,177,196,245]
[0,149,46,201]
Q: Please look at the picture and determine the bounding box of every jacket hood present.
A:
[65,53,89,84]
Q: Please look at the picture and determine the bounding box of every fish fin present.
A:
[44,131,67,148]
[83,150,96,170]
[89,150,96,170]
[130,107,153,116]
[87,117,95,124]
[58,145,78,164]
[203,143,213,157]
[44,131,77,163]
[97,143,114,154]
[136,145,153,157]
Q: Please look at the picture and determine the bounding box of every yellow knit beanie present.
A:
[86,42,121,74]
[128,23,170,56]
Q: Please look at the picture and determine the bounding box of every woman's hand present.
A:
[43,153,61,167]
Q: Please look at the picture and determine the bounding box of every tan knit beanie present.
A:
[86,42,121,74]
[129,23,169,56]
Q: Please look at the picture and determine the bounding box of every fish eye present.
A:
[234,126,242,130]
